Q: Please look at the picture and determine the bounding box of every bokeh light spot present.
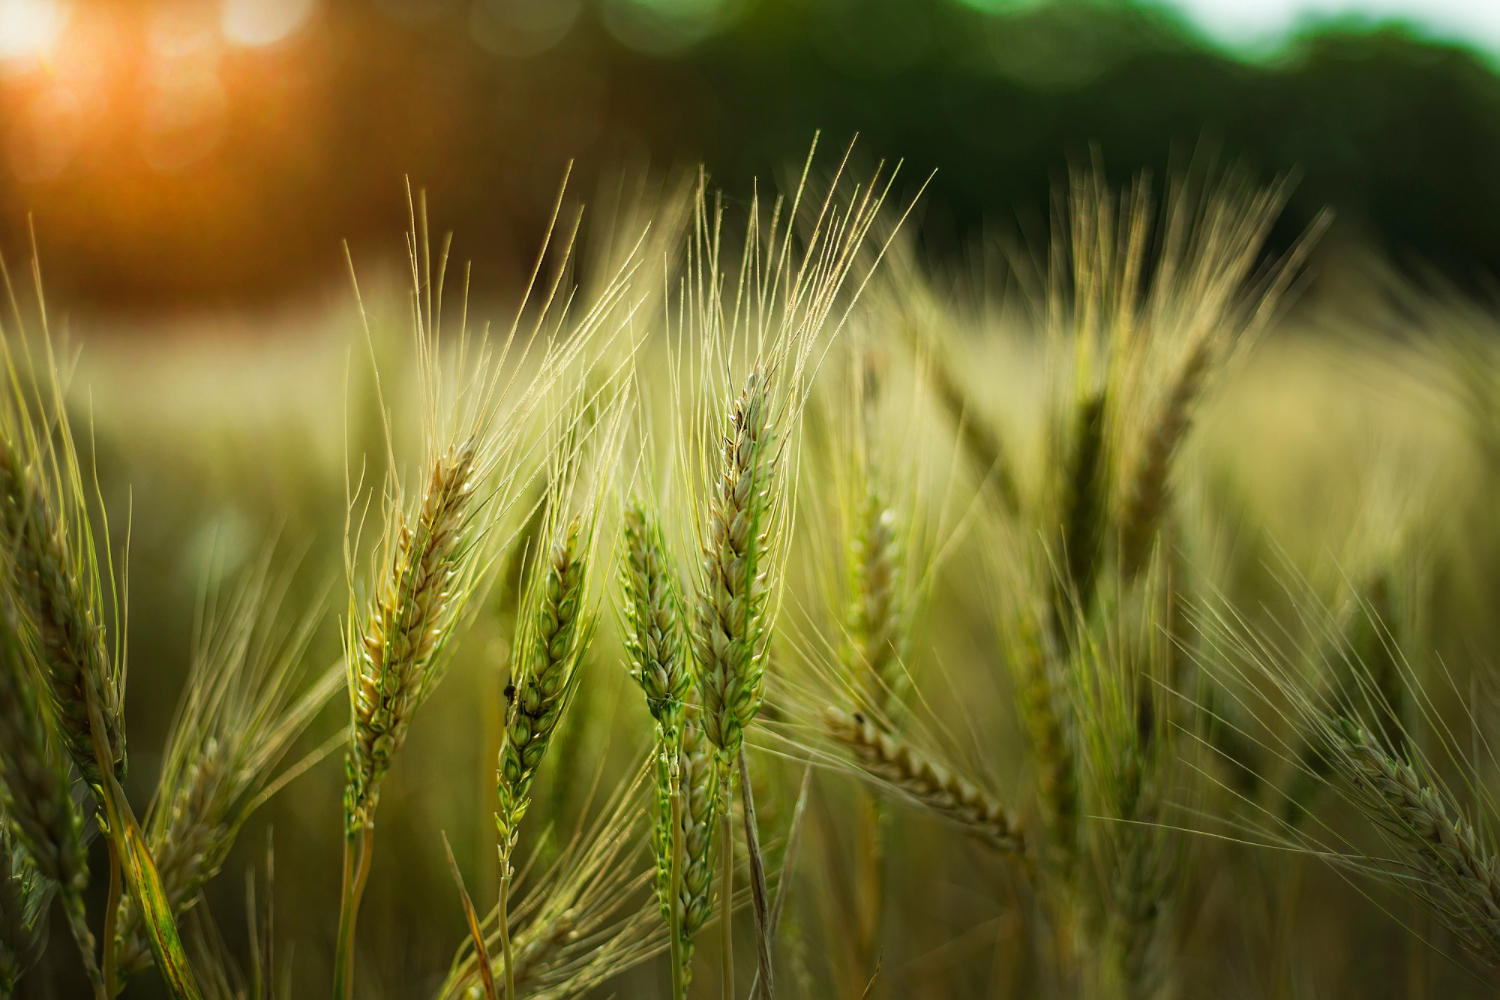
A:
[601,0,740,55]
[0,0,67,61]
[222,0,316,47]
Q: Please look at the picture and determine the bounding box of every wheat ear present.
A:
[691,369,780,1000]
[336,438,478,1000]
[692,369,777,758]
[1337,722,1500,966]
[497,514,593,1000]
[1014,620,1078,871]
[115,562,340,980]
[652,704,720,994]
[1118,340,1208,579]
[620,497,700,998]
[0,591,104,1000]
[623,499,693,743]
[846,489,906,713]
[823,708,1025,857]
[0,437,124,787]
[347,438,477,828]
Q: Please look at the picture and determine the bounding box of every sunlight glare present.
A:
[0,0,67,61]
[222,0,316,47]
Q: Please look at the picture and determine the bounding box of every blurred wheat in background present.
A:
[13,3,1500,1000]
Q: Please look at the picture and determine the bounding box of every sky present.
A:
[1165,0,1500,57]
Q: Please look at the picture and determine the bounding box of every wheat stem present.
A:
[738,748,774,999]
[499,871,516,1000]
[719,760,735,1000]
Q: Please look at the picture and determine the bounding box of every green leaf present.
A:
[115,814,202,1000]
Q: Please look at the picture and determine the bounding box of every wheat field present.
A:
[5,149,1500,1000]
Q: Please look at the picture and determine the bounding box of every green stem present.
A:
[670,755,686,1000]
[103,841,121,996]
[720,757,734,1000]
[332,824,373,1000]
[499,868,517,1000]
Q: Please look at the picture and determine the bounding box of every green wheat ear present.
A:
[496,514,592,866]
[692,369,777,759]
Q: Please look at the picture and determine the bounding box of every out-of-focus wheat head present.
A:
[1197,587,1500,973]
[113,553,341,978]
[0,583,102,994]
[0,259,125,789]
[1068,568,1186,1000]
[440,763,666,1000]
[0,823,50,993]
